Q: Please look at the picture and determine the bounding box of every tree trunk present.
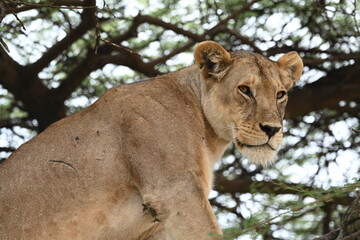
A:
[315,193,360,240]
[337,193,360,239]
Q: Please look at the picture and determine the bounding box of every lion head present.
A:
[194,41,303,165]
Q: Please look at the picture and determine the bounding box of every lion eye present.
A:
[277,91,287,99]
[238,85,253,97]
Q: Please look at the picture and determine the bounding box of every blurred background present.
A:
[0,0,359,239]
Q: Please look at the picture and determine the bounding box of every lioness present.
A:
[0,41,302,239]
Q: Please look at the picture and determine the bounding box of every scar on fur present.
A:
[142,203,160,222]
[48,160,77,172]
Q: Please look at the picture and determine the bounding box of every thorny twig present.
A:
[4,0,96,10]
[352,128,360,134]
[222,182,360,239]
[99,38,141,57]
[94,2,100,54]
[3,1,26,30]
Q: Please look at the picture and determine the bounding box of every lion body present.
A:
[0,69,224,239]
[0,42,302,239]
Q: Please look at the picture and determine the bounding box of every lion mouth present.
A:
[235,139,276,151]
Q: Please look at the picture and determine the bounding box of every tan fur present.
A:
[0,41,302,239]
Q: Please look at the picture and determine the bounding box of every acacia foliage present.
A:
[0,0,359,239]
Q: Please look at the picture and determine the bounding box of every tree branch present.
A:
[133,14,205,42]
[28,0,97,74]
[221,28,262,53]
[214,175,355,206]
[286,63,360,119]
[266,46,360,68]
[4,0,88,15]
[211,0,261,31]
[0,147,16,153]
[148,41,196,67]
[0,47,23,92]
[53,45,160,102]
[0,118,37,130]
[110,0,261,67]
[106,53,161,77]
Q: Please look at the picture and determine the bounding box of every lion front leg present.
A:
[139,181,222,240]
[122,119,223,239]
[143,225,171,240]
[162,198,221,240]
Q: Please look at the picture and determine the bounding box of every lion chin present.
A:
[236,143,278,166]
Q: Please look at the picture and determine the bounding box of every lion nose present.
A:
[259,124,281,138]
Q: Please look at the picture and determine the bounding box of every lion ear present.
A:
[277,51,303,90]
[194,41,233,81]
